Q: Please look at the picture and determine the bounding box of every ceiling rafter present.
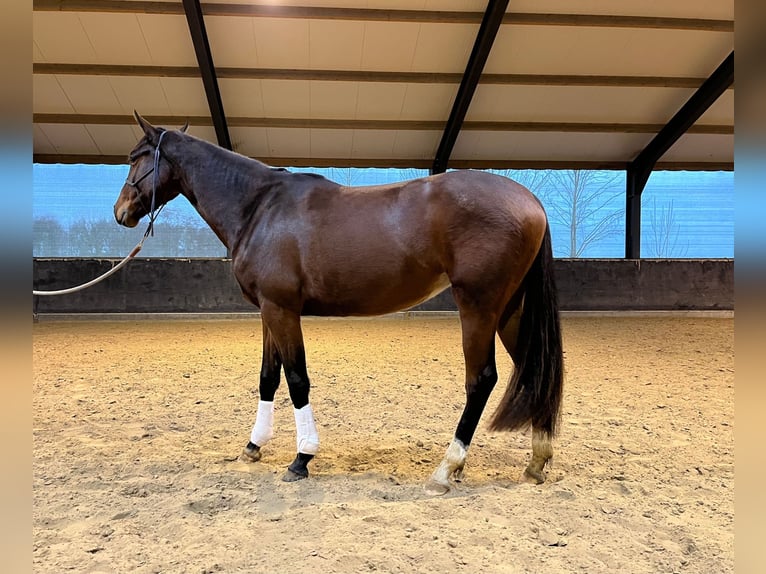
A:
[34,63,730,90]
[33,114,733,134]
[181,0,231,150]
[32,153,734,172]
[625,51,734,258]
[432,0,508,174]
[630,51,735,189]
[33,0,734,31]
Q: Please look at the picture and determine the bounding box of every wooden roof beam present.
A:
[33,1,734,31]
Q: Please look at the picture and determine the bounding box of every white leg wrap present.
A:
[249,400,274,447]
[294,404,320,455]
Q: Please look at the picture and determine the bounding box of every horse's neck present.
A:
[175,142,273,250]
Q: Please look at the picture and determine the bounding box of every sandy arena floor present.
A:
[32,315,733,573]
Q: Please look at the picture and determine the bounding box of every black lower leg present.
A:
[454,363,498,446]
[259,367,281,403]
[285,351,310,409]
[283,452,314,482]
[242,441,262,462]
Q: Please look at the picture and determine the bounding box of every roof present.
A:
[33,0,734,170]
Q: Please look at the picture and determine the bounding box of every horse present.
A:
[114,112,564,494]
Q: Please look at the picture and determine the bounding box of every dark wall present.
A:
[33,258,734,314]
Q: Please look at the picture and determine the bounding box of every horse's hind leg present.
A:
[426,301,498,495]
[524,428,554,484]
[497,301,553,484]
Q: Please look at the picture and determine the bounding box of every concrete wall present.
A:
[33,258,734,314]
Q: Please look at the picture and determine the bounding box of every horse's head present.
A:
[114,112,188,228]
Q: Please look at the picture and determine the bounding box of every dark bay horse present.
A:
[114,112,564,494]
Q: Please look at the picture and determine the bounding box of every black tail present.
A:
[489,224,563,436]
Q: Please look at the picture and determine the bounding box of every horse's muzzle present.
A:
[114,203,139,228]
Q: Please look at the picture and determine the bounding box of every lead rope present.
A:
[33,135,166,297]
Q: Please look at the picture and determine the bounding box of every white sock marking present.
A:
[430,438,468,486]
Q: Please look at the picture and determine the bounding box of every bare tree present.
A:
[539,170,624,257]
[646,197,688,257]
[329,168,364,187]
[492,169,553,199]
[396,168,429,182]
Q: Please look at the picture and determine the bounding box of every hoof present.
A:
[522,466,546,485]
[282,452,313,482]
[424,479,451,496]
[282,468,308,482]
[240,442,262,463]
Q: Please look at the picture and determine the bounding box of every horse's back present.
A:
[234,169,547,316]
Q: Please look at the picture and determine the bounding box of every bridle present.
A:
[33,128,174,297]
[125,129,170,237]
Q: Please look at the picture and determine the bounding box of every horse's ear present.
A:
[179,121,189,133]
[134,111,159,141]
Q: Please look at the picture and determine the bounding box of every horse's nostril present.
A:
[115,207,128,226]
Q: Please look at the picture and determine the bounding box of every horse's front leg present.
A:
[261,301,319,482]
[241,323,282,463]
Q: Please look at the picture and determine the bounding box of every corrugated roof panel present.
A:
[308,20,366,70]
[399,84,456,121]
[355,83,408,119]
[77,13,152,66]
[468,85,729,125]
[33,12,97,64]
[360,22,420,71]
[452,131,655,162]
[350,129,397,158]
[229,127,271,158]
[86,124,146,156]
[204,16,259,69]
[136,14,198,67]
[260,80,311,118]
[252,18,311,68]
[33,124,56,155]
[512,0,733,20]
[660,134,734,163]
[392,130,441,159]
[486,26,732,77]
[31,1,733,167]
[410,23,476,72]
[218,79,266,118]
[158,78,211,117]
[265,127,312,157]
[696,90,734,124]
[33,75,75,114]
[37,124,100,155]
[55,76,122,115]
[107,76,174,117]
[309,81,360,119]
[309,129,354,158]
